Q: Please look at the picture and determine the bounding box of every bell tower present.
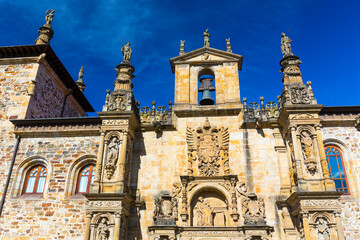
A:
[170,31,243,112]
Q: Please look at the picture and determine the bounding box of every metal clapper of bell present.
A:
[199,77,215,105]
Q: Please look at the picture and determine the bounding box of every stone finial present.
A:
[35,9,55,44]
[280,33,293,57]
[226,38,232,52]
[76,66,86,92]
[179,40,185,55]
[121,42,132,62]
[203,29,210,47]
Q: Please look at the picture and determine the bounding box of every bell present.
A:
[200,89,214,105]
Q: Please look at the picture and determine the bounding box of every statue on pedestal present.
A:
[281,33,293,57]
[121,42,132,62]
[45,9,55,26]
[204,29,210,47]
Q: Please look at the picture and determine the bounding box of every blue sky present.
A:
[0,0,359,115]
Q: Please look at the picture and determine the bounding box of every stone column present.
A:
[118,132,128,189]
[315,126,330,178]
[335,211,345,240]
[290,127,303,180]
[114,212,122,240]
[301,211,311,240]
[94,132,105,183]
[83,212,92,240]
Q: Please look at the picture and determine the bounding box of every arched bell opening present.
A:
[190,188,229,227]
[198,68,216,106]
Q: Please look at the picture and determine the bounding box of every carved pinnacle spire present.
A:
[76,66,86,92]
[35,9,55,45]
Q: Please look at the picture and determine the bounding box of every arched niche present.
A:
[190,188,229,227]
[197,68,216,105]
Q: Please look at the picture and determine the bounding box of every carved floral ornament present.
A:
[186,118,230,176]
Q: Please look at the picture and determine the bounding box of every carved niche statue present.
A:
[196,197,214,226]
[45,9,55,26]
[300,131,317,175]
[121,42,132,62]
[105,136,120,179]
[315,217,331,240]
[280,32,293,57]
[96,217,110,240]
[203,29,210,47]
[186,118,229,176]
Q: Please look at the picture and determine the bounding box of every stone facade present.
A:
[0,24,359,240]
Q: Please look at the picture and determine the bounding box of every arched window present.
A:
[325,146,350,194]
[76,165,95,193]
[23,165,47,194]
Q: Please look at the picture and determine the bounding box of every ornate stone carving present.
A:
[103,119,129,125]
[302,200,338,206]
[96,217,110,240]
[107,92,128,111]
[76,66,86,92]
[88,201,122,208]
[105,136,120,179]
[186,118,229,176]
[179,40,185,55]
[153,194,177,225]
[291,113,316,119]
[226,38,232,52]
[289,83,311,104]
[203,29,210,47]
[172,182,182,198]
[121,42,132,62]
[242,195,266,225]
[300,131,317,175]
[315,217,330,240]
[140,101,172,129]
[281,33,293,57]
[236,182,247,197]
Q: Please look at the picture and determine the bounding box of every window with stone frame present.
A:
[23,165,47,194]
[76,164,95,193]
[325,146,350,194]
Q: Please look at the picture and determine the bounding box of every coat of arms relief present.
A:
[186,118,230,176]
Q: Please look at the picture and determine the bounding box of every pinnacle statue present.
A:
[35,9,55,45]
[203,29,210,47]
[280,33,293,57]
[121,42,132,62]
[76,66,86,92]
